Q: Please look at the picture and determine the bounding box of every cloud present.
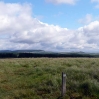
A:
[95,4,99,8]
[0,2,99,52]
[78,21,99,49]
[78,14,93,25]
[45,0,78,5]
[91,0,99,8]
[53,12,63,17]
[91,0,99,3]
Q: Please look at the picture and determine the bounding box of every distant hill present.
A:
[12,50,45,53]
[0,50,11,53]
[0,50,58,54]
[0,50,99,58]
[0,50,44,53]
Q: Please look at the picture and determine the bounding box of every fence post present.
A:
[61,72,66,97]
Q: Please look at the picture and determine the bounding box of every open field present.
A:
[0,58,99,99]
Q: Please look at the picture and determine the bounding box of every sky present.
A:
[0,0,99,52]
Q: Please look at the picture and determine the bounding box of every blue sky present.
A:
[2,0,99,29]
[0,0,99,52]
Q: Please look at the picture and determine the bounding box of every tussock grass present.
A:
[0,58,99,99]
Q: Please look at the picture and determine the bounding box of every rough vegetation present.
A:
[0,58,99,99]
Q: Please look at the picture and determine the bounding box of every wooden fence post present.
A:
[61,72,66,97]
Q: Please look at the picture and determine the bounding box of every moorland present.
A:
[0,58,99,99]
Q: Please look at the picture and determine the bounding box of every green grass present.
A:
[0,58,99,99]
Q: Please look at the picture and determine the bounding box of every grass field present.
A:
[0,58,99,99]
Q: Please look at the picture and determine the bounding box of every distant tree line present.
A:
[0,53,99,58]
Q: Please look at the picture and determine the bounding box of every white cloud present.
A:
[0,2,99,52]
[91,0,99,3]
[78,14,93,24]
[91,0,99,8]
[78,21,99,49]
[53,12,63,17]
[45,0,78,5]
